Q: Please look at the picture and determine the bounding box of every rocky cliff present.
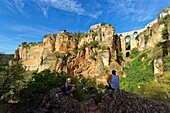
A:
[14,24,122,79]
[28,88,169,113]
[0,54,14,65]
[12,14,170,78]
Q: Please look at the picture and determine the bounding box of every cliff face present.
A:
[136,22,165,51]
[14,24,122,78]
[13,15,170,77]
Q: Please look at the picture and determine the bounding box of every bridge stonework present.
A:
[117,19,158,58]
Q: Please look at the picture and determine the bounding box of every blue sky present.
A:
[0,0,170,54]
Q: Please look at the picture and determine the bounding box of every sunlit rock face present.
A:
[12,18,170,77]
[13,23,121,78]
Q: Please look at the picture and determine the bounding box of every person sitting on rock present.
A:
[106,70,120,92]
[64,78,75,96]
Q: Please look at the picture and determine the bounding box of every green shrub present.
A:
[101,22,106,26]
[90,41,99,48]
[150,29,153,36]
[101,46,109,50]
[18,70,59,108]
[121,55,154,95]
[163,55,170,71]
[74,49,79,54]
[0,63,25,102]
[158,15,170,25]
[130,47,139,58]
[89,56,96,61]
[162,25,169,40]
[100,35,102,41]
[18,69,105,108]
[126,41,130,50]
[142,81,170,101]
[92,32,98,37]
[116,50,123,63]
[21,42,27,45]
[144,35,149,44]
[101,67,108,74]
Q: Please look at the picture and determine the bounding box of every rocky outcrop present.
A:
[32,88,169,113]
[0,54,14,65]
[13,24,122,78]
[12,15,170,77]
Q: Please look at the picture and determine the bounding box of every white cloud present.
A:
[3,0,102,18]
[4,0,25,14]
[87,11,102,19]
[39,0,85,15]
[106,0,158,22]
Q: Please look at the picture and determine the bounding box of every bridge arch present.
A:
[119,34,122,38]
[133,31,138,36]
[125,35,131,50]
[126,52,130,57]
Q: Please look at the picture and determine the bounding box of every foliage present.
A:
[80,32,88,39]
[101,22,106,26]
[141,73,170,101]
[89,41,99,48]
[121,54,154,95]
[79,45,86,50]
[162,25,169,40]
[163,55,170,71]
[158,15,170,25]
[18,70,61,108]
[100,35,102,41]
[89,56,96,61]
[150,29,153,36]
[17,69,105,108]
[73,77,104,101]
[144,35,149,44]
[0,62,25,102]
[101,67,109,74]
[74,49,79,54]
[21,42,27,45]
[126,41,130,50]
[92,32,98,37]
[116,50,123,63]
[130,47,139,58]
[101,46,110,50]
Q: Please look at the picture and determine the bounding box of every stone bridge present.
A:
[117,28,145,57]
[117,19,157,58]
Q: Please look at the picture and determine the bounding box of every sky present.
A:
[0,0,170,54]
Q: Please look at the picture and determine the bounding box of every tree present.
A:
[0,62,25,102]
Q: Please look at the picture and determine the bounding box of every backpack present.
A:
[61,83,72,95]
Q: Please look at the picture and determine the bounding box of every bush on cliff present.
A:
[120,54,154,95]
[130,47,139,58]
[18,70,104,108]
[142,72,170,101]
[163,55,170,71]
